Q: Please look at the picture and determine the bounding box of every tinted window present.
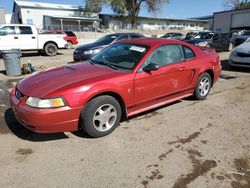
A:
[194,32,214,39]
[116,35,129,41]
[131,35,141,38]
[163,33,173,38]
[92,43,149,71]
[174,33,183,36]
[19,26,33,34]
[145,45,184,67]
[0,26,15,35]
[183,46,195,59]
[65,31,76,36]
[95,35,118,45]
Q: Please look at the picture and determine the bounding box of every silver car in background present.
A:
[229,37,250,68]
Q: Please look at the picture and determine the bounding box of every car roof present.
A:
[118,38,188,47]
[108,33,143,36]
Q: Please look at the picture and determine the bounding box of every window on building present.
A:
[19,26,33,34]
[0,26,15,35]
[26,19,33,25]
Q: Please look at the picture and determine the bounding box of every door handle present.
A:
[14,36,18,39]
[32,36,36,39]
[179,67,186,71]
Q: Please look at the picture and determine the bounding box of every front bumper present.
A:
[229,54,250,68]
[10,89,81,133]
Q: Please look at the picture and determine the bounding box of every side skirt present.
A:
[127,89,194,117]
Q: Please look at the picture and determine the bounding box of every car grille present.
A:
[15,89,24,100]
[235,39,246,47]
[237,52,250,58]
[233,61,250,66]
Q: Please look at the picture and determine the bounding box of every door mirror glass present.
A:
[143,63,159,72]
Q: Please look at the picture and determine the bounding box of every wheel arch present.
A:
[43,41,58,50]
[84,91,128,121]
[204,69,214,86]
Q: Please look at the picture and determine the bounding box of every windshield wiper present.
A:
[90,59,118,70]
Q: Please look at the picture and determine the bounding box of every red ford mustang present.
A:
[10,38,221,137]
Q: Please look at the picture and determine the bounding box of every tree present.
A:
[224,0,250,9]
[84,0,169,28]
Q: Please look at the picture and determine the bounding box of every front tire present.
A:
[80,95,121,138]
[194,73,212,100]
[44,43,58,56]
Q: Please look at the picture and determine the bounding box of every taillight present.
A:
[63,36,67,41]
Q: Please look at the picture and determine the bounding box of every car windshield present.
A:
[243,31,250,35]
[91,43,149,72]
[95,35,118,45]
[193,32,214,39]
[163,33,173,37]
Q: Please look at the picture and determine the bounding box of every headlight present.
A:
[26,97,66,108]
[83,49,101,55]
[197,41,208,47]
[231,49,237,57]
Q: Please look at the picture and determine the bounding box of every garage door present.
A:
[231,12,250,28]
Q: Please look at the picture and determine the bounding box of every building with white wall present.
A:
[213,8,250,32]
[0,6,6,24]
[99,14,209,31]
[11,0,100,31]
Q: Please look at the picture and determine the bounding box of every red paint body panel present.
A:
[43,30,78,45]
[10,38,221,133]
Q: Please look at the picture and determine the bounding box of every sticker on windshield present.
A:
[130,46,146,53]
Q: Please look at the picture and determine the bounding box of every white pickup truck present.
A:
[0,24,68,56]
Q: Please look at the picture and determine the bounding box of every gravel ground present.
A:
[0,49,250,188]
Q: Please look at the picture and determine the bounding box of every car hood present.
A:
[236,42,250,52]
[17,62,126,98]
[76,43,107,51]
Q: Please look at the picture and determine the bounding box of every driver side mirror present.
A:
[143,63,159,72]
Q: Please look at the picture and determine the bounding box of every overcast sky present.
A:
[1,0,226,18]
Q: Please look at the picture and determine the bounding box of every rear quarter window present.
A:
[183,46,196,59]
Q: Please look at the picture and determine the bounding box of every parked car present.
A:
[229,37,250,67]
[231,30,250,48]
[43,30,78,47]
[73,33,145,61]
[185,30,211,40]
[10,38,221,137]
[161,32,185,40]
[185,32,231,51]
[0,24,68,56]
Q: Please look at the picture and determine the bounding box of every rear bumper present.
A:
[10,90,82,133]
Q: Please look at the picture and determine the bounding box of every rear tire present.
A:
[44,43,58,56]
[80,95,121,138]
[194,73,212,100]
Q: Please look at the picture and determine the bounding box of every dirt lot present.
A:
[0,49,250,188]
